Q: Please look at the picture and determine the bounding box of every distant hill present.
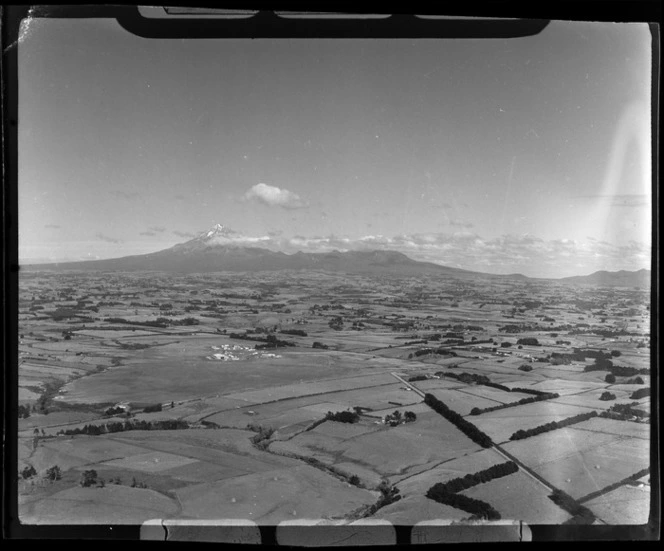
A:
[559,269,651,289]
[20,224,652,288]
[21,224,480,278]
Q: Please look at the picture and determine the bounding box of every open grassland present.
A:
[172,465,377,524]
[56,348,392,405]
[395,448,506,496]
[18,270,652,525]
[372,495,469,524]
[20,485,180,524]
[271,411,481,483]
[460,471,572,524]
[504,425,650,500]
[584,485,651,524]
[550,388,642,411]
[470,401,597,443]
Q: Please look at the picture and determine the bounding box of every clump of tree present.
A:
[605,373,616,384]
[414,347,458,358]
[424,394,492,448]
[255,334,296,349]
[143,403,163,413]
[80,470,98,487]
[518,364,533,372]
[500,342,512,348]
[328,316,344,331]
[509,411,598,440]
[626,376,645,385]
[599,391,616,401]
[584,358,648,377]
[45,465,62,482]
[312,341,329,349]
[407,374,428,382]
[130,477,148,489]
[18,404,31,419]
[517,337,540,346]
[363,481,402,516]
[281,329,307,337]
[630,387,650,400]
[441,372,490,385]
[499,324,523,333]
[248,424,275,450]
[104,405,126,416]
[600,402,649,422]
[383,410,417,426]
[325,410,360,424]
[20,465,37,479]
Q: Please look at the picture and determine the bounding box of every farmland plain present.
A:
[16,270,653,527]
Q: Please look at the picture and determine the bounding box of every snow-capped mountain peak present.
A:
[202,223,235,239]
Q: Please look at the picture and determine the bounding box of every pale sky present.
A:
[19,17,653,277]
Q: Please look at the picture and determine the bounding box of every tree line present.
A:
[427,461,518,495]
[548,489,596,524]
[509,411,598,441]
[470,392,560,416]
[57,419,191,436]
[423,393,493,448]
[600,402,649,422]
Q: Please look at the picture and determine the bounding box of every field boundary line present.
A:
[491,443,556,494]
[199,381,400,423]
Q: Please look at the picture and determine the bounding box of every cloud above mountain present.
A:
[243,183,306,209]
[164,223,651,278]
[95,232,122,244]
[173,230,195,238]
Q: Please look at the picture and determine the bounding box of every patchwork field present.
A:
[20,485,180,524]
[17,270,653,528]
[270,411,482,483]
[584,485,651,524]
[503,424,650,500]
[461,471,572,524]
[172,465,377,523]
[470,401,599,443]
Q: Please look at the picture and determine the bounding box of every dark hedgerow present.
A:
[58,419,191,436]
[423,393,492,448]
[509,411,598,441]
[427,461,518,495]
[548,489,596,524]
[425,490,501,520]
[470,392,559,416]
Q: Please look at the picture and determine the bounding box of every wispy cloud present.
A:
[95,232,123,244]
[140,231,156,236]
[109,190,140,200]
[577,193,650,208]
[149,226,166,233]
[243,183,307,209]
[449,220,474,229]
[173,230,195,238]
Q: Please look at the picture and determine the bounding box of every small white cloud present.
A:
[243,183,306,209]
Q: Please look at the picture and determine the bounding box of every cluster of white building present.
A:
[206,343,281,361]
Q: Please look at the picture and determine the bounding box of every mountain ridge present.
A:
[21,224,651,287]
